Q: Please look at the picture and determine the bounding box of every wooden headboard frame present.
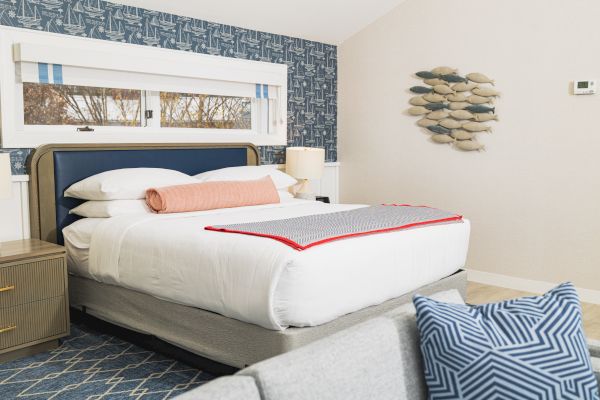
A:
[28,143,260,244]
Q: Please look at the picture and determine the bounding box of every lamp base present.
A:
[295,192,316,201]
[294,179,316,201]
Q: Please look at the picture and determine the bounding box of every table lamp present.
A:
[285,147,325,200]
[0,153,11,200]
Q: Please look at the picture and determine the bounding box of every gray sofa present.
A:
[176,290,600,399]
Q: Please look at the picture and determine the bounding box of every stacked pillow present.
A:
[66,166,298,218]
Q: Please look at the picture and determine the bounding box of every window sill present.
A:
[2,130,287,148]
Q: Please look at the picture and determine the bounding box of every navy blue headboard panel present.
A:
[53,147,249,245]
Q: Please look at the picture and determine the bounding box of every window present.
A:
[23,83,142,127]
[0,27,287,147]
[160,92,252,129]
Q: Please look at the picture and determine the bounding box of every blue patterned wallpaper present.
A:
[0,0,337,174]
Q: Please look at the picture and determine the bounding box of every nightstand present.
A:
[315,196,330,204]
[0,239,69,363]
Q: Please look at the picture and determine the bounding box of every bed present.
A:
[28,143,470,368]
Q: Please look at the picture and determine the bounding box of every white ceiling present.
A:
[112,0,406,44]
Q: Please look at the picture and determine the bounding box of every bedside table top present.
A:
[0,239,65,264]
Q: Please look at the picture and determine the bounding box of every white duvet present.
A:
[64,200,470,330]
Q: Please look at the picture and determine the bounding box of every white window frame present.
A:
[0,26,288,147]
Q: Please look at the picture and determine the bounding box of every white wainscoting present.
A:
[0,163,340,242]
[0,175,30,241]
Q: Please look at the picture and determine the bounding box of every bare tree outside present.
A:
[23,84,252,130]
[23,83,141,126]
[160,92,252,129]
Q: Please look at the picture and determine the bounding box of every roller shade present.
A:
[13,42,284,99]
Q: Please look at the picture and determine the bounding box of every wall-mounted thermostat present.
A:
[574,80,596,95]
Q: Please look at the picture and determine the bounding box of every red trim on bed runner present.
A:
[205,205,463,251]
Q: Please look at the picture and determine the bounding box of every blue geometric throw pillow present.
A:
[413,282,599,400]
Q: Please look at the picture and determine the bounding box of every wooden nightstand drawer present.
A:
[0,297,68,351]
[0,255,66,308]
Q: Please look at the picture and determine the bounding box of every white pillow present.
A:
[69,200,152,218]
[64,168,197,200]
[278,190,295,202]
[194,166,297,190]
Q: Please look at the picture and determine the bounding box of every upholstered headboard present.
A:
[28,143,260,245]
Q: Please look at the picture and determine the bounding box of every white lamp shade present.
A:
[285,147,325,180]
[0,153,12,200]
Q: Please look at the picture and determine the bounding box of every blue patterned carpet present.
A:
[0,324,214,399]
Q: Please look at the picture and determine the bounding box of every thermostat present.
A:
[574,80,596,95]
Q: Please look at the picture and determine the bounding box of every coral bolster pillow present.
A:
[146,176,279,214]
[413,282,599,400]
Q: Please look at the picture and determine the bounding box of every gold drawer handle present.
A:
[0,285,15,293]
[0,325,16,334]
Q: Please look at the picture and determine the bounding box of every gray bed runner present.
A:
[205,204,462,250]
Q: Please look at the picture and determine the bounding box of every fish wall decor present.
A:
[446,93,468,102]
[449,102,470,110]
[409,67,498,151]
[424,102,449,111]
[427,125,452,135]
[424,78,447,86]
[423,93,446,103]
[450,129,475,140]
[452,82,479,92]
[427,110,450,120]
[433,85,454,95]
[432,134,455,144]
[409,96,430,106]
[455,140,485,151]
[410,86,433,94]
[417,118,439,127]
[450,110,475,120]
[431,66,457,75]
[408,106,430,116]
[439,118,463,129]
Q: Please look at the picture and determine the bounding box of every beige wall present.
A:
[339,0,600,290]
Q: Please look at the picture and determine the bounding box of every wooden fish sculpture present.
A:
[472,87,501,97]
[466,73,495,85]
[432,134,455,144]
[462,121,492,132]
[416,71,439,79]
[409,96,429,106]
[433,85,454,95]
[450,129,475,140]
[427,125,452,135]
[424,78,447,86]
[452,82,478,92]
[408,106,430,116]
[427,110,450,120]
[467,95,493,105]
[431,66,457,76]
[441,74,468,83]
[424,102,449,111]
[450,110,474,120]
[410,86,433,94]
[455,140,485,151]
[474,113,499,122]
[465,105,495,114]
[423,93,446,103]
[446,93,468,102]
[439,118,463,129]
[417,118,439,127]
[449,102,470,110]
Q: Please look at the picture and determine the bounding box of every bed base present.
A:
[69,270,466,369]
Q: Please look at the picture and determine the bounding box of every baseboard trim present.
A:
[467,269,600,305]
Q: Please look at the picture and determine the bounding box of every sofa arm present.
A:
[590,340,600,359]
